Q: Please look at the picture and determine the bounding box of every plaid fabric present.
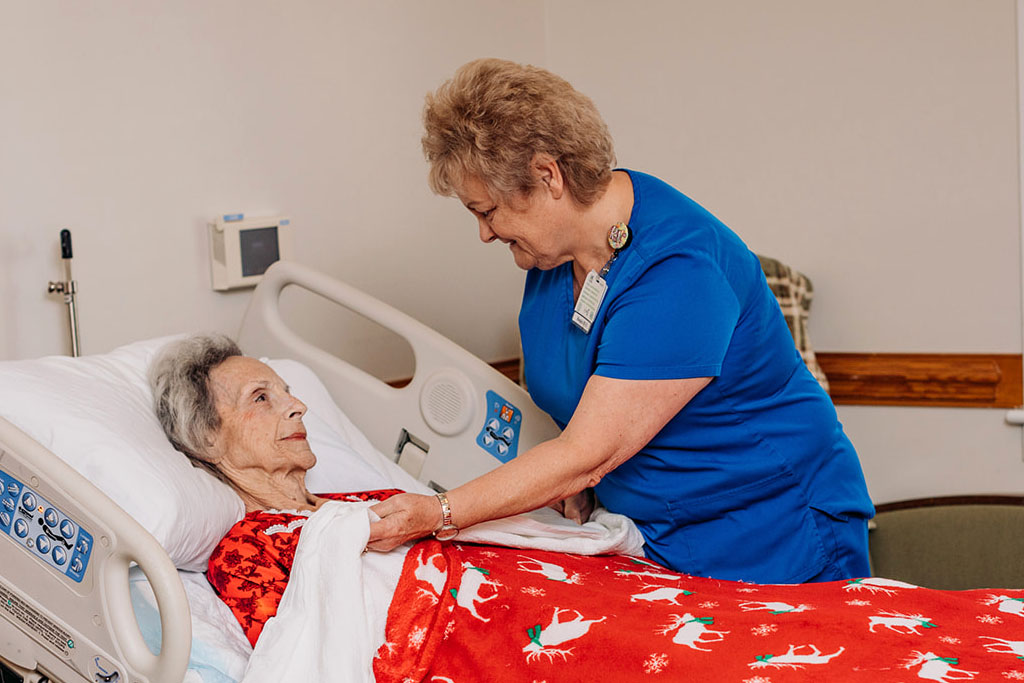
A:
[757,254,830,393]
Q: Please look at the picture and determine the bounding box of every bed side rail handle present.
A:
[238,261,562,490]
[0,416,190,683]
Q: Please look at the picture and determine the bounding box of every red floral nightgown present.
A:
[206,489,402,645]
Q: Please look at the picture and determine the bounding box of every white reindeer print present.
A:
[979,635,1024,659]
[868,612,938,635]
[413,548,447,602]
[748,643,845,670]
[522,608,606,663]
[843,577,919,595]
[738,600,813,615]
[455,563,501,622]
[981,594,1024,618]
[517,556,579,583]
[630,585,694,605]
[902,651,977,681]
[656,613,729,651]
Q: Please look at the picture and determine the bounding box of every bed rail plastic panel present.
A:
[0,417,189,683]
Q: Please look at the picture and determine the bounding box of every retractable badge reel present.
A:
[572,222,631,334]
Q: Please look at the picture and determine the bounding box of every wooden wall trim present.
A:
[487,353,1024,408]
[874,495,1024,513]
[490,358,521,384]
[816,353,1022,408]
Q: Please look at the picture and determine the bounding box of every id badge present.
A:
[571,270,608,334]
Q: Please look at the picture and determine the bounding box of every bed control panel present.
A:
[475,390,522,464]
[0,468,93,583]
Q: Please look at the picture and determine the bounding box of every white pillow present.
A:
[0,337,425,572]
[0,336,242,571]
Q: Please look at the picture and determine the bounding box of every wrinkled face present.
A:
[456,175,567,271]
[206,356,316,476]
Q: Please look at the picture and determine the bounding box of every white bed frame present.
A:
[0,261,559,682]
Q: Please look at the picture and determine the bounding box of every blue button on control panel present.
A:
[0,468,93,583]
[475,390,523,464]
[59,519,76,539]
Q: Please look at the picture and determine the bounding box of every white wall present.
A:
[545,0,1024,503]
[3,1,1022,503]
[0,0,543,375]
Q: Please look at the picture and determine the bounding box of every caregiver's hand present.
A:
[367,493,442,552]
[549,487,596,524]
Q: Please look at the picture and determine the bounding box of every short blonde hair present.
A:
[422,58,616,206]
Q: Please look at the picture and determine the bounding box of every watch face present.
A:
[434,526,459,541]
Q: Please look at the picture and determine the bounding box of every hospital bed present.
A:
[3,262,1024,682]
[0,260,560,682]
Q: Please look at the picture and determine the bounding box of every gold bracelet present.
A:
[433,492,459,541]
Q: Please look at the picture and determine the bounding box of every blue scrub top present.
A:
[519,170,873,583]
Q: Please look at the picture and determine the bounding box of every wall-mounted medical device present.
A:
[208,214,294,291]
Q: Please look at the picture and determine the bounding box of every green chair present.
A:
[868,496,1024,589]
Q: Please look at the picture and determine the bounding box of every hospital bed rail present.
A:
[238,261,562,492]
[0,417,190,683]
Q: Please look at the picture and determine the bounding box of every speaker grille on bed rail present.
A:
[419,370,476,436]
[427,382,462,424]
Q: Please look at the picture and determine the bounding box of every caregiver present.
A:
[368,58,873,584]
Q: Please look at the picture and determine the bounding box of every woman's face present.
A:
[456,175,569,271]
[206,356,316,477]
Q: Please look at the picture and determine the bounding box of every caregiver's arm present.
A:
[366,374,711,552]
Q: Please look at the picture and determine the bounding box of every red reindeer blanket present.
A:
[374,540,1024,682]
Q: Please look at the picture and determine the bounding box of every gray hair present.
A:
[149,334,242,483]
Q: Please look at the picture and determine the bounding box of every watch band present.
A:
[433,491,459,541]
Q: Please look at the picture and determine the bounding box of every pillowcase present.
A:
[0,336,426,571]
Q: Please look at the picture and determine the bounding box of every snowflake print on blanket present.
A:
[751,624,778,637]
[643,653,669,674]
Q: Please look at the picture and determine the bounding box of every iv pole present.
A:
[47,229,81,357]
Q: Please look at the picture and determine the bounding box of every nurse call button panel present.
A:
[476,391,522,463]
[0,468,93,583]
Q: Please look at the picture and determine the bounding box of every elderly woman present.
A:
[368,58,874,584]
[149,334,402,645]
